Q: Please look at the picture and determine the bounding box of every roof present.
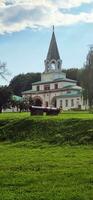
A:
[57,93,82,98]
[32,78,77,85]
[62,85,82,90]
[46,28,60,61]
[22,90,36,94]
[11,95,23,102]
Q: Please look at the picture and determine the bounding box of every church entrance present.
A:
[33,97,42,107]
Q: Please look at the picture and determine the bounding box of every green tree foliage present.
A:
[0,86,12,113]
[9,73,41,96]
[29,96,34,106]
[63,68,82,85]
[82,47,93,107]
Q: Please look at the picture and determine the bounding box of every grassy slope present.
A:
[0,142,93,200]
[0,112,93,144]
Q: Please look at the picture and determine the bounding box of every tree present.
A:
[9,73,41,96]
[0,86,12,113]
[82,47,93,107]
[62,68,82,85]
[29,96,34,106]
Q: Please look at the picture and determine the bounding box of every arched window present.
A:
[71,99,74,107]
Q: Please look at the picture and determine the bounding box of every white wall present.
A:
[32,81,76,92]
[57,97,82,110]
[41,71,66,82]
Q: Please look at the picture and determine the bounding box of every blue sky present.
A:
[0,0,93,85]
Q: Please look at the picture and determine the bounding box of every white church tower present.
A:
[41,26,66,82]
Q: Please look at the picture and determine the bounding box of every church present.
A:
[22,28,85,110]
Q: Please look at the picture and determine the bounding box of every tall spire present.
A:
[46,26,60,61]
[44,27,62,73]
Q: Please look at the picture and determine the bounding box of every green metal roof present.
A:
[12,95,23,102]
[57,93,82,98]
[22,90,36,94]
[62,85,82,90]
[32,78,77,85]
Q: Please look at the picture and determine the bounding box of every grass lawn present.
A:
[0,142,93,200]
[1,111,93,120]
[0,112,93,199]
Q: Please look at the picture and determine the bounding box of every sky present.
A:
[0,0,93,85]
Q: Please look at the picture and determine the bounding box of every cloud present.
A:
[2,0,93,8]
[50,0,93,9]
[0,0,93,34]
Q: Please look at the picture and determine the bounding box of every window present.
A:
[65,99,68,107]
[60,100,62,108]
[51,63,55,70]
[50,60,56,70]
[58,61,60,69]
[44,84,50,90]
[77,98,80,105]
[37,86,40,91]
[55,84,58,90]
[71,99,74,107]
[83,99,86,106]
[45,101,48,107]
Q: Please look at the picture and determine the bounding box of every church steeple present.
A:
[46,26,60,61]
[44,26,62,73]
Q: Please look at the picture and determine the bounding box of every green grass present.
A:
[0,112,93,199]
[1,111,93,120]
[0,142,93,200]
[0,112,93,144]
